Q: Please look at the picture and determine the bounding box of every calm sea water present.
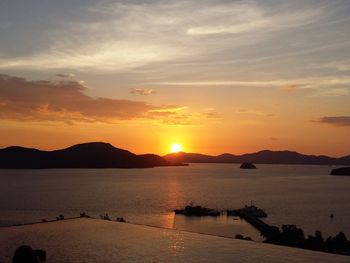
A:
[2,219,349,263]
[0,164,349,240]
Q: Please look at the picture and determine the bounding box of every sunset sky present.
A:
[0,0,349,156]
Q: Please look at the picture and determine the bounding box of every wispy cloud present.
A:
[282,84,299,93]
[237,108,274,117]
[315,59,350,72]
[149,106,221,126]
[155,76,350,91]
[56,73,75,78]
[0,1,336,73]
[0,42,181,72]
[186,4,323,36]
[130,88,156,96]
[201,108,222,119]
[310,87,350,97]
[315,116,350,127]
[156,112,222,126]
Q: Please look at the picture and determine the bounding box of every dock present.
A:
[227,205,279,241]
[239,212,279,240]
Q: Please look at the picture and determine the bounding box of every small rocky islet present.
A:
[330,167,350,176]
[240,162,257,169]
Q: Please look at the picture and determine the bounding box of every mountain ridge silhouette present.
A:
[1,142,349,168]
[0,142,183,169]
[164,150,350,165]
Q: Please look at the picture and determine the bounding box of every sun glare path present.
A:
[170,144,182,153]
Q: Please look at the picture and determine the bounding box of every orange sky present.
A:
[0,1,350,157]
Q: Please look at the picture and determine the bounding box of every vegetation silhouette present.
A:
[261,224,350,254]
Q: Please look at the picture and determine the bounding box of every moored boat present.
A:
[174,205,220,216]
[227,205,267,218]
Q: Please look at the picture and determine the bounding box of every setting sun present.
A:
[170,144,182,153]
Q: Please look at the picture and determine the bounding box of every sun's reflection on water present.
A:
[161,179,184,229]
[169,231,185,254]
[161,229,185,256]
[161,212,175,229]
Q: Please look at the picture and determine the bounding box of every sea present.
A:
[1,164,349,241]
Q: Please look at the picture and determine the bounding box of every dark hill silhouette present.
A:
[164,150,350,165]
[1,143,349,168]
[0,142,184,169]
[338,155,350,164]
[163,152,216,163]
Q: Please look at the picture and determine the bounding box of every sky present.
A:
[0,0,350,156]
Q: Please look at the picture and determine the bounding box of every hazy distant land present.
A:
[0,142,349,169]
[164,151,350,165]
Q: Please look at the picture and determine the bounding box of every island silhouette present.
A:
[330,167,350,176]
[164,151,350,165]
[0,142,184,169]
[0,142,349,169]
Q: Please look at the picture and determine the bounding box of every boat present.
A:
[174,205,220,216]
[227,205,267,218]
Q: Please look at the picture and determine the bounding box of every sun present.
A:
[170,143,182,153]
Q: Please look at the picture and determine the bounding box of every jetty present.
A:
[239,212,279,240]
[227,205,277,240]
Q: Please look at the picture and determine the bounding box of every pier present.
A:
[241,213,269,233]
[227,205,280,241]
[239,212,279,241]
